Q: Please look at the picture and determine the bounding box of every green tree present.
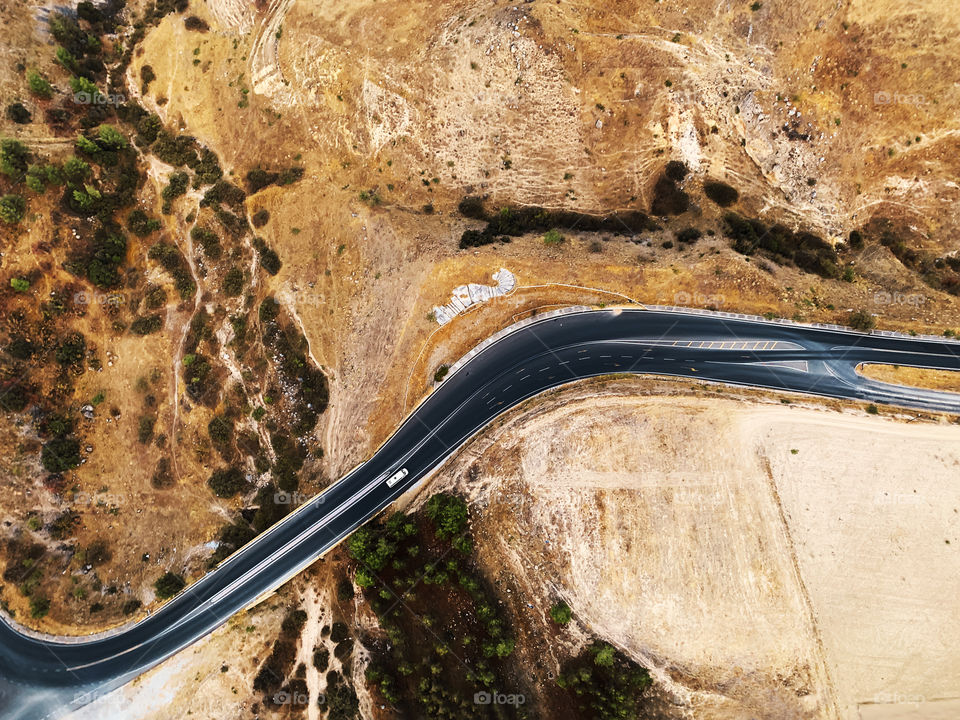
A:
[54,47,79,73]
[25,165,48,193]
[68,75,99,99]
[26,70,53,99]
[30,595,50,619]
[75,134,100,156]
[550,600,573,625]
[425,493,469,539]
[154,572,185,599]
[593,643,615,667]
[63,156,90,182]
[97,124,127,150]
[0,195,26,224]
[207,467,246,498]
[848,309,876,332]
[0,138,29,178]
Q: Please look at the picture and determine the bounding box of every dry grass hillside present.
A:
[0,0,957,717]
[124,0,960,475]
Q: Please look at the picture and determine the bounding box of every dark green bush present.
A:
[154,571,185,599]
[703,180,739,207]
[130,315,162,335]
[207,467,245,498]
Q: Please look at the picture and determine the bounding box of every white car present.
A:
[385,468,409,488]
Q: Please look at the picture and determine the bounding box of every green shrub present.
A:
[650,175,689,215]
[137,415,156,443]
[161,171,190,214]
[190,225,221,259]
[703,180,739,207]
[208,415,233,445]
[41,436,81,472]
[154,572,185,599]
[6,102,32,125]
[848,309,876,332]
[207,467,245,498]
[10,278,29,292]
[253,237,281,275]
[127,209,161,237]
[0,138,30,178]
[543,228,564,245]
[0,195,25,224]
[222,266,244,296]
[136,114,162,146]
[550,600,573,625]
[55,332,86,365]
[140,64,156,93]
[27,70,53,99]
[130,315,163,335]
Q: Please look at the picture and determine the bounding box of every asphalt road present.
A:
[2,308,959,719]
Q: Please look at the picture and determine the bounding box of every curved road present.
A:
[2,308,960,719]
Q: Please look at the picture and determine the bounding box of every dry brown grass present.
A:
[858,363,960,393]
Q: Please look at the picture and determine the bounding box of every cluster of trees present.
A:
[860,217,960,296]
[351,494,523,718]
[254,608,307,697]
[245,165,304,194]
[258,296,329,434]
[556,642,653,720]
[723,211,841,279]
[457,197,658,249]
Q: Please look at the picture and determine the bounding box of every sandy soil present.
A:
[858,364,960,394]
[414,378,960,720]
[66,597,287,720]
